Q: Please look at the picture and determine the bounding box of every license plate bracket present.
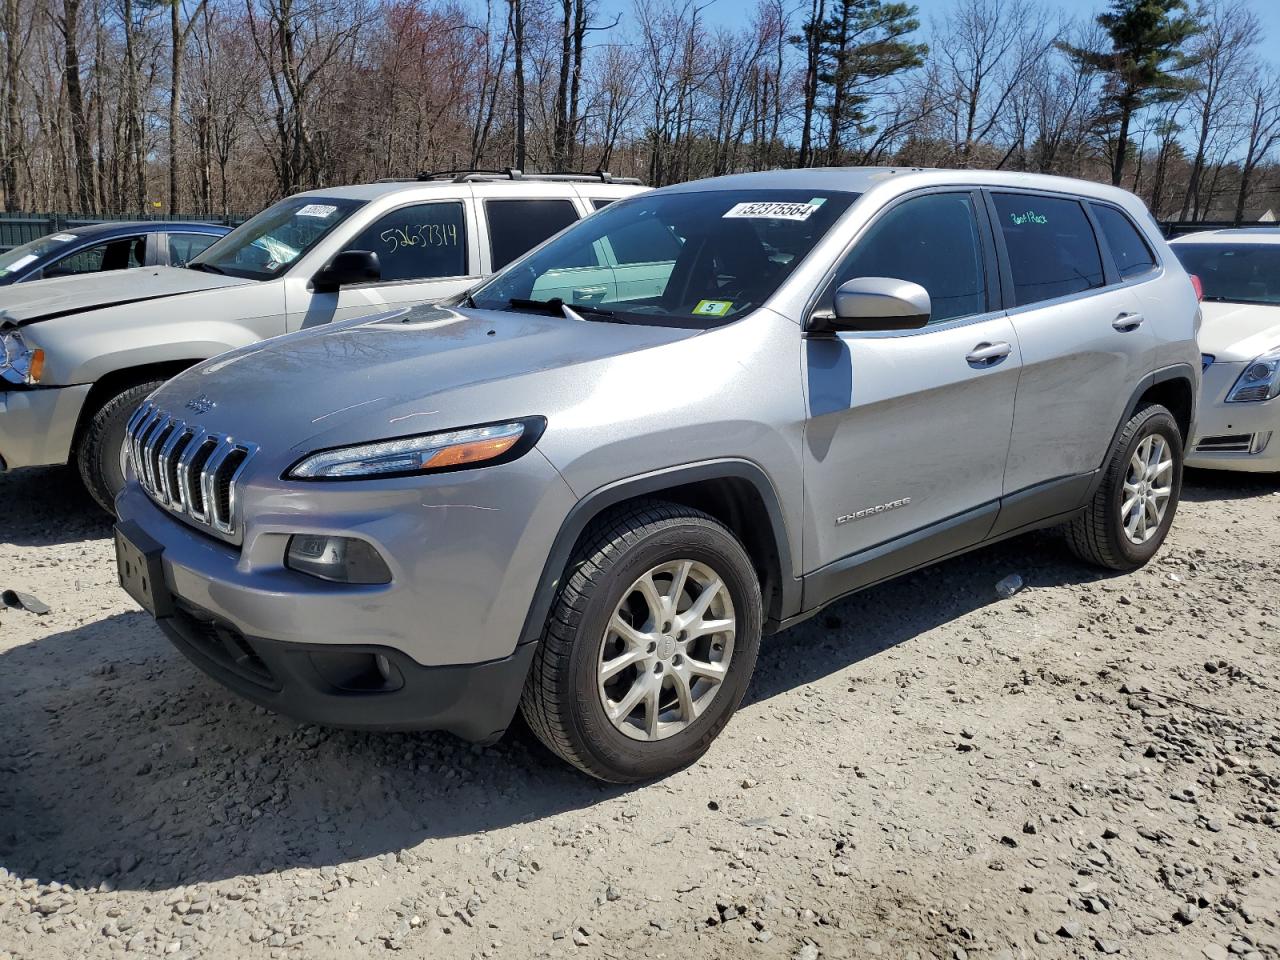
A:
[115,521,174,619]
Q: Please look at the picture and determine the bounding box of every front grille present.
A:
[124,401,257,538]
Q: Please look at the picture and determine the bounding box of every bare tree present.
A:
[1178,0,1257,220]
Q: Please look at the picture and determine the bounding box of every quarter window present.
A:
[485,199,579,270]
[992,193,1104,306]
[1091,203,1156,280]
[829,192,988,324]
[344,202,468,282]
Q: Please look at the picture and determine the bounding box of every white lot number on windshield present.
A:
[723,200,822,222]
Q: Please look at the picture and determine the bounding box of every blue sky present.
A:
[601,0,1280,49]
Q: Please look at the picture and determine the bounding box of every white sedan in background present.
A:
[1170,228,1280,473]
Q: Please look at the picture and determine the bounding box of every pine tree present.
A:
[793,0,925,167]
[1059,0,1202,187]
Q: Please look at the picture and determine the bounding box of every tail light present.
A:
[1189,274,1203,301]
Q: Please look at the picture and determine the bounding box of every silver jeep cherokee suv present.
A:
[114,168,1201,782]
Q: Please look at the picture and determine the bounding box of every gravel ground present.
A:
[1,465,1278,960]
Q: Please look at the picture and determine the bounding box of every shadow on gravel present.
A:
[1181,467,1279,504]
[0,466,110,547]
[0,525,1110,894]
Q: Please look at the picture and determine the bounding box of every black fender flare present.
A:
[517,458,799,646]
[1087,360,1197,498]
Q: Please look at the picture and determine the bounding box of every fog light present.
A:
[286,535,392,584]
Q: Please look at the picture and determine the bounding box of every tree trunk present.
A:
[797,0,823,168]
[59,0,94,210]
[510,0,525,170]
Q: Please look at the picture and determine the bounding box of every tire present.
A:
[76,380,165,515]
[1064,403,1183,571]
[520,500,763,783]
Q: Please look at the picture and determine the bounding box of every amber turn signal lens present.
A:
[423,435,520,469]
[28,349,45,383]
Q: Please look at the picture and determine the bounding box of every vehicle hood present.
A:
[1198,301,1280,362]
[0,266,251,327]
[152,303,701,460]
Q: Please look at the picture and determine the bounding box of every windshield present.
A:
[191,196,365,280]
[0,232,82,276]
[469,189,859,326]
[1171,242,1280,306]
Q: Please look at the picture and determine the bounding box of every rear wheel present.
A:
[1064,404,1183,571]
[76,380,164,515]
[520,501,762,782]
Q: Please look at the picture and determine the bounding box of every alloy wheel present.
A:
[1121,433,1173,545]
[597,559,736,741]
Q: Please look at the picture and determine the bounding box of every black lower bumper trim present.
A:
[158,606,535,743]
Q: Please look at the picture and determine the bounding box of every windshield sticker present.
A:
[807,197,827,208]
[296,203,339,219]
[1008,209,1047,226]
[49,233,77,242]
[693,299,733,317]
[1,253,39,274]
[723,201,820,222]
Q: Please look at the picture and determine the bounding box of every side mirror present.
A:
[810,276,931,334]
[313,250,381,292]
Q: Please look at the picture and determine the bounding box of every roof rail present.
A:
[410,168,644,185]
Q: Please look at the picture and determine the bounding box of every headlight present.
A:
[0,329,45,385]
[1226,346,1280,403]
[286,535,392,584]
[287,417,544,480]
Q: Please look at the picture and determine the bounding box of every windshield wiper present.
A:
[187,262,225,275]
[507,297,625,322]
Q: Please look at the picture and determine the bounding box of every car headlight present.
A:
[0,329,45,385]
[287,418,544,480]
[1226,346,1280,403]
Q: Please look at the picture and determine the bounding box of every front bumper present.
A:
[154,592,536,741]
[1187,360,1280,473]
[0,383,91,470]
[113,447,577,738]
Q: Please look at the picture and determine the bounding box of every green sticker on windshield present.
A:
[693,299,732,317]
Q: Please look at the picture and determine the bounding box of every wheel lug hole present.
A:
[661,622,671,633]
[646,641,657,654]
[677,630,687,642]
[653,663,663,674]
[672,653,683,666]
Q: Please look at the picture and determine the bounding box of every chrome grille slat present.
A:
[123,401,257,540]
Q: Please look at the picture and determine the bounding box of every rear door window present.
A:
[168,233,219,267]
[343,202,468,282]
[992,193,1104,306]
[1090,203,1157,280]
[485,199,579,270]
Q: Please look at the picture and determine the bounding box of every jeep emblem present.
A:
[185,394,216,415]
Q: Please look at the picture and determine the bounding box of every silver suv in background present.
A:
[114,168,1201,782]
[0,170,644,510]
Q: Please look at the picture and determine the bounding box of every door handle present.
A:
[966,341,1012,366]
[1112,312,1145,332]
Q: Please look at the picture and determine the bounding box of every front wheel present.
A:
[520,501,762,783]
[1064,403,1184,571]
[76,380,165,515]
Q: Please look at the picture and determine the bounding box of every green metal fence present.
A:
[0,212,247,251]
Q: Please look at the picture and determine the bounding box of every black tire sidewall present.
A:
[564,520,762,781]
[78,381,164,513]
[1107,408,1183,567]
